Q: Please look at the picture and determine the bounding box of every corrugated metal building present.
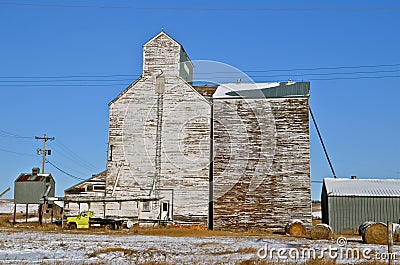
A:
[14,168,55,204]
[322,178,400,234]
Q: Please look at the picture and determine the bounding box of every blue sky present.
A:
[0,0,399,200]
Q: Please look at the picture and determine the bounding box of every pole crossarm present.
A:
[35,134,55,173]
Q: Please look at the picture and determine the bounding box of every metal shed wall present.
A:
[14,180,55,204]
[327,196,400,233]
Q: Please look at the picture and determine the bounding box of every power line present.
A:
[0,74,135,79]
[0,129,33,139]
[46,160,85,181]
[2,69,400,82]
[0,147,36,157]
[0,2,129,9]
[0,62,399,86]
[203,63,400,73]
[46,155,93,178]
[1,63,400,79]
[50,141,97,171]
[195,69,400,78]
[199,75,400,82]
[1,3,399,12]
[308,75,400,81]
[0,83,129,87]
[0,78,135,83]
[1,75,400,87]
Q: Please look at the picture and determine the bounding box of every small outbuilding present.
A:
[14,168,55,204]
[322,178,400,234]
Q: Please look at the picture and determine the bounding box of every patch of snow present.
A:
[53,201,64,208]
[0,200,39,215]
[0,231,398,264]
[312,211,322,219]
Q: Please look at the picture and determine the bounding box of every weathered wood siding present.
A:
[106,32,210,221]
[64,32,312,230]
[63,171,107,218]
[213,98,311,231]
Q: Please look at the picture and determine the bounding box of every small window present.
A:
[93,185,105,191]
[86,185,93,192]
[162,202,168,212]
[142,201,150,212]
[45,177,51,183]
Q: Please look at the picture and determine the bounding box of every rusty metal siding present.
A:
[213,97,311,231]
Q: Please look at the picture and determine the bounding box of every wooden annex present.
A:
[64,32,312,231]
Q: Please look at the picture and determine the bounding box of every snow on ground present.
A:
[312,211,322,220]
[0,200,39,215]
[0,229,399,264]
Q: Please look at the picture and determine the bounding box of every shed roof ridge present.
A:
[323,178,400,197]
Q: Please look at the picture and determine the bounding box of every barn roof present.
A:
[15,173,52,182]
[64,170,106,193]
[323,178,400,197]
[212,81,310,99]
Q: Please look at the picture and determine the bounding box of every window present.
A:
[93,185,105,191]
[86,185,93,192]
[162,202,168,212]
[142,201,150,212]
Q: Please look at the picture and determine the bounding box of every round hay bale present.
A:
[359,222,387,244]
[285,220,307,237]
[358,221,375,236]
[311,224,334,240]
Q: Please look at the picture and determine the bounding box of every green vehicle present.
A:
[66,211,124,230]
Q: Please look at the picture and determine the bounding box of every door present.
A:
[160,201,170,221]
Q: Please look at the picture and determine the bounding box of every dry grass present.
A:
[123,226,275,237]
[0,218,281,237]
[87,247,139,258]
[312,219,322,226]
[0,215,12,227]
[86,247,171,265]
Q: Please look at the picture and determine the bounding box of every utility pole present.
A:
[35,134,55,174]
[35,134,54,225]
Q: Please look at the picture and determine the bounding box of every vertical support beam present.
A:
[51,205,54,223]
[25,204,28,223]
[38,204,43,225]
[208,99,214,230]
[388,221,394,265]
[13,204,16,225]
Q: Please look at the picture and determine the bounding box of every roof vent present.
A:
[351,175,357,179]
[236,78,241,84]
[32,168,40,176]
